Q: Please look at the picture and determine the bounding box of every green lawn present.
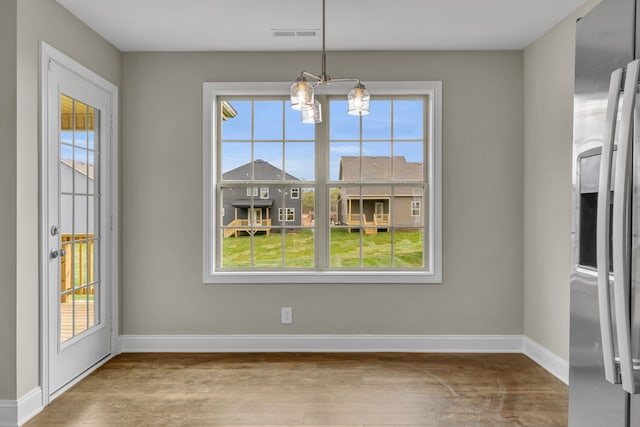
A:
[221,228,424,268]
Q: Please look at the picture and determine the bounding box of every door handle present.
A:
[597,68,623,384]
[613,59,640,394]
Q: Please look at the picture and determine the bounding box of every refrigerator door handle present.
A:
[598,68,623,384]
[613,59,639,394]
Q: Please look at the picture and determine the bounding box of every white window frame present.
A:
[291,187,300,199]
[260,187,269,199]
[246,187,258,197]
[279,207,295,222]
[411,201,421,217]
[203,81,442,284]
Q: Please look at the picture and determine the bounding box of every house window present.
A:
[279,207,295,222]
[411,201,421,217]
[204,82,442,283]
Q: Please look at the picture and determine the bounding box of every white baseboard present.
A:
[119,334,524,353]
[0,387,42,427]
[522,336,569,384]
[121,334,568,383]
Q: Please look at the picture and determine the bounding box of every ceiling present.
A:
[56,0,591,52]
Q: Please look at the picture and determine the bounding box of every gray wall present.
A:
[523,0,601,360]
[122,51,524,335]
[0,0,18,401]
[11,0,121,400]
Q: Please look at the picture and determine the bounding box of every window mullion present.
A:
[315,95,329,269]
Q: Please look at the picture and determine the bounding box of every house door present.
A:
[249,208,262,225]
[43,46,117,399]
[374,202,384,221]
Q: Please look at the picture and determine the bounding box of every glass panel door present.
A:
[45,54,113,397]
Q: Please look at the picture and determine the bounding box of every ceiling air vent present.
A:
[272,29,319,38]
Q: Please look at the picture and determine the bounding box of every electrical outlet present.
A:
[281,307,293,324]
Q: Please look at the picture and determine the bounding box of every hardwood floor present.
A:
[25,353,568,426]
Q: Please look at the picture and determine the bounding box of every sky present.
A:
[58,98,424,182]
[61,131,96,165]
[221,99,424,181]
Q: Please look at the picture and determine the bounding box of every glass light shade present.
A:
[290,78,314,111]
[301,100,322,124]
[347,83,370,116]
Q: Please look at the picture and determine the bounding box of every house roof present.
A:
[223,159,300,181]
[221,101,237,121]
[61,159,94,180]
[339,156,424,198]
[232,199,274,208]
[339,156,422,181]
[60,94,94,131]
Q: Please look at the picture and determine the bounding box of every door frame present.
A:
[39,42,119,404]
[250,208,262,225]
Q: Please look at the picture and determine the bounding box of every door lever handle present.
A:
[50,248,66,259]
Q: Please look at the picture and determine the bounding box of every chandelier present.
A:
[289,0,370,124]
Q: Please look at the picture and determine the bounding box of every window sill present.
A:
[203,270,442,284]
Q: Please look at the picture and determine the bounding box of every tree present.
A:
[302,190,315,213]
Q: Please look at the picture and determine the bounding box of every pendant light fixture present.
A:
[289,0,370,123]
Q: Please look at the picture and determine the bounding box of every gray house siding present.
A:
[337,156,424,229]
[60,160,95,235]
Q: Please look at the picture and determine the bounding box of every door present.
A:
[249,208,262,225]
[626,55,640,425]
[374,201,384,221]
[570,1,635,425]
[44,49,116,398]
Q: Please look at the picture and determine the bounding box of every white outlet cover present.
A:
[281,307,293,324]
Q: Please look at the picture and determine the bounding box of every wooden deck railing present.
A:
[347,213,390,234]
[223,219,272,238]
[60,234,95,302]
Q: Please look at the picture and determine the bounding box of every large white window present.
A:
[203,82,442,283]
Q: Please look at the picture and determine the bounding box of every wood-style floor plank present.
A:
[25,353,567,426]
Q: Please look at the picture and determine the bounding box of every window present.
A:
[204,82,442,283]
[411,201,421,217]
[279,207,295,222]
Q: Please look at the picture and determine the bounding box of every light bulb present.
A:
[347,83,370,116]
[290,77,314,111]
[301,100,322,124]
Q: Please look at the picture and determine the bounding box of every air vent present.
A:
[272,29,319,38]
[273,31,296,38]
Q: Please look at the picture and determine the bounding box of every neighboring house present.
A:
[221,159,302,236]
[60,159,95,234]
[337,156,423,231]
[60,159,96,299]
[221,100,237,121]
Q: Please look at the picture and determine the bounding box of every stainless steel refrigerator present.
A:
[570,0,640,425]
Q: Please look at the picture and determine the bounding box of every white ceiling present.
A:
[56,0,591,52]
